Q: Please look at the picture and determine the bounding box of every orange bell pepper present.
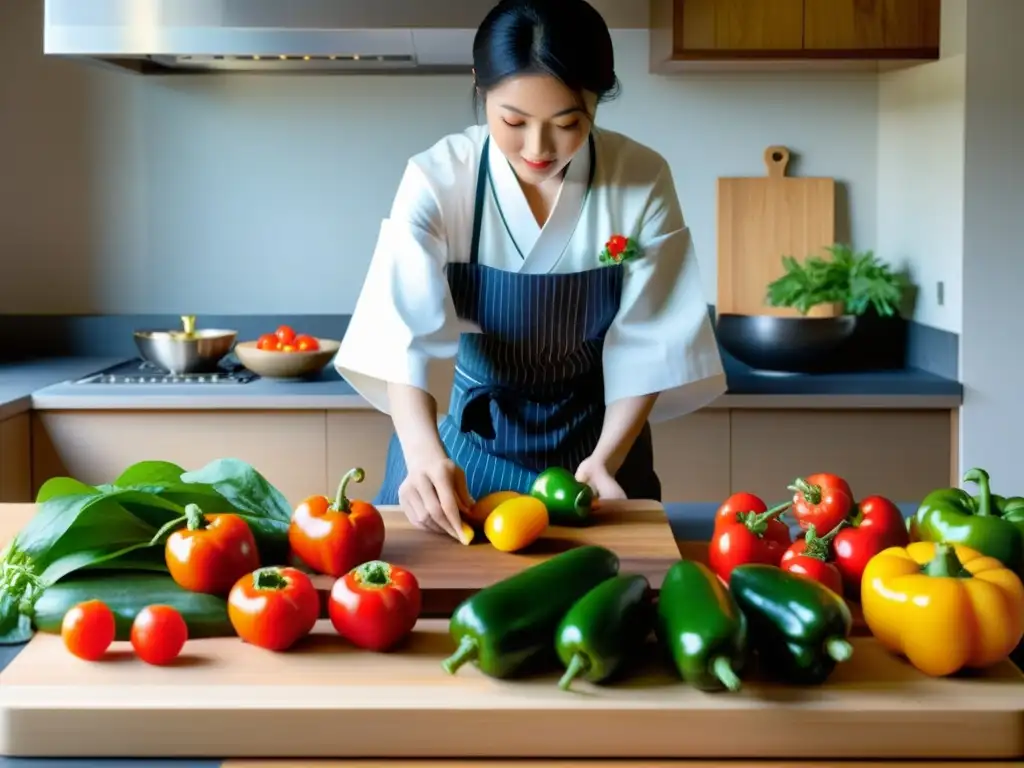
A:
[288,467,386,577]
[861,541,1024,676]
[484,496,548,553]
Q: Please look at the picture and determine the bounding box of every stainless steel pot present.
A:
[134,315,237,374]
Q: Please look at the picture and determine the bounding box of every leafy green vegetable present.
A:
[0,457,295,645]
[765,243,908,317]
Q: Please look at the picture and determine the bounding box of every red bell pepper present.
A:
[709,502,792,583]
[714,492,768,529]
[780,522,845,595]
[832,494,910,598]
[788,472,854,534]
[165,503,261,595]
[227,566,320,652]
[328,560,421,651]
[288,467,387,577]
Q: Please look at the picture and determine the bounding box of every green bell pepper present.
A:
[909,467,1024,576]
[730,564,854,685]
[530,467,594,526]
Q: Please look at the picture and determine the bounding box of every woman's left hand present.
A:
[575,456,626,505]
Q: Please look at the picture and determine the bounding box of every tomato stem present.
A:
[788,478,821,505]
[355,560,392,587]
[740,502,790,536]
[922,542,972,579]
[332,467,366,514]
[252,567,289,590]
[184,503,208,531]
[801,520,846,561]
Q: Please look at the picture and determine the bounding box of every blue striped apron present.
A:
[375,136,661,504]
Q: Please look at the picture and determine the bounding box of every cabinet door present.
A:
[730,409,953,503]
[651,411,731,502]
[31,411,329,508]
[678,0,804,51]
[0,413,32,502]
[804,0,940,51]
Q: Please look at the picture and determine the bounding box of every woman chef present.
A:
[335,0,726,542]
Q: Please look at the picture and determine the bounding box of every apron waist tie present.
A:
[457,377,600,441]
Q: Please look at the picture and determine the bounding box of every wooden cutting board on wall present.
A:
[716,146,838,318]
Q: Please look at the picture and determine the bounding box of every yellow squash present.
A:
[861,541,1024,676]
[464,490,520,528]
[484,496,549,553]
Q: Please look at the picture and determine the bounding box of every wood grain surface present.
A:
[0,500,681,615]
[1,618,1022,760]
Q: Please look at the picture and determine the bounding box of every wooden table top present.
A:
[1,617,1022,761]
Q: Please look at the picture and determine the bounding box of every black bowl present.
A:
[715,313,857,373]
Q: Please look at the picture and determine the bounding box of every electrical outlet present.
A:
[937,281,945,306]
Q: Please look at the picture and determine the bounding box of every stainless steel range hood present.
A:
[43,0,498,75]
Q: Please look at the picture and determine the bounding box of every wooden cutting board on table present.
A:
[717,145,838,318]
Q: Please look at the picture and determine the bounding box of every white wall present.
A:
[959,0,1024,484]
[0,3,880,315]
[875,0,966,334]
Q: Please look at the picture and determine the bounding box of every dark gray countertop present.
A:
[1,355,963,417]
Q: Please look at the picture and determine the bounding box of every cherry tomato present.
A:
[61,600,116,661]
[130,605,188,665]
[275,325,296,345]
[293,334,320,352]
[256,333,281,351]
[781,546,845,595]
[714,492,768,529]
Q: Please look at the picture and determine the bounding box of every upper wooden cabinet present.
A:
[650,0,941,72]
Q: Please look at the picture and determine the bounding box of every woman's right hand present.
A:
[399,454,475,543]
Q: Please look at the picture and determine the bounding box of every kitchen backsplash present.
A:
[0,0,880,316]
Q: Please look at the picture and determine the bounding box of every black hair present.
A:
[472,0,621,115]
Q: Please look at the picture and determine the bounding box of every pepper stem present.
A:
[557,653,589,691]
[963,467,993,517]
[441,636,478,675]
[788,478,821,505]
[252,567,289,591]
[711,655,742,692]
[740,502,791,536]
[922,542,972,578]
[825,637,854,663]
[184,503,208,531]
[332,467,366,513]
[801,520,846,561]
[574,485,594,518]
[355,560,392,587]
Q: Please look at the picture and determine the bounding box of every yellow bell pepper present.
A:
[484,496,548,553]
[861,541,1024,676]
[463,490,520,528]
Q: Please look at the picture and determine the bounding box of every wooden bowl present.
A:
[234,338,340,380]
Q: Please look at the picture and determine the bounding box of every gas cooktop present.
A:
[73,358,258,385]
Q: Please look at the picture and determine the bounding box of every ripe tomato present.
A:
[131,605,188,665]
[293,334,320,352]
[328,561,421,651]
[228,566,319,651]
[256,333,281,351]
[715,492,768,529]
[789,472,854,533]
[780,524,845,595]
[61,600,116,661]
[275,324,296,345]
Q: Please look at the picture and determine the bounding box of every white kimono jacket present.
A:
[335,124,726,423]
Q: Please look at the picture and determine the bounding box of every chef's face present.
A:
[481,73,597,185]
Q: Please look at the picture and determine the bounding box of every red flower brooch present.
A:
[599,233,641,265]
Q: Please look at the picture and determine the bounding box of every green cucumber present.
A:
[32,571,235,640]
[656,559,747,692]
[442,545,620,679]
[554,573,653,691]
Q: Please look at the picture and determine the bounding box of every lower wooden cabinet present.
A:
[31,410,329,508]
[0,413,32,502]
[27,407,956,507]
[729,409,954,504]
